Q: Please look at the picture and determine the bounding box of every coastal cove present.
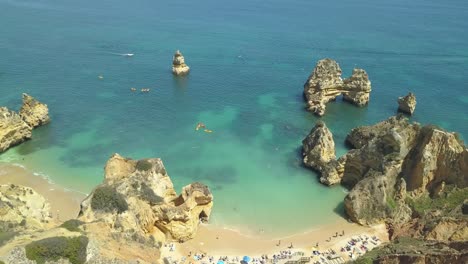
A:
[1,0,468,240]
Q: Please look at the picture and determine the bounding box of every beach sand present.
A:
[0,163,85,221]
[0,162,389,262]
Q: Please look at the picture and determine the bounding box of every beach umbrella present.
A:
[242,256,251,263]
[217,261,224,264]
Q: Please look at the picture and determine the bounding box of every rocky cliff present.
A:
[0,107,32,153]
[302,121,339,185]
[303,59,371,116]
[342,68,372,106]
[397,92,417,115]
[79,153,213,242]
[0,184,53,233]
[19,93,50,128]
[172,50,190,75]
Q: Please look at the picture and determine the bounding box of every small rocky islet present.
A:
[0,56,467,263]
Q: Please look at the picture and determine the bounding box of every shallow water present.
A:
[0,0,467,236]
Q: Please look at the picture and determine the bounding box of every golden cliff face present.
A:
[303,58,371,116]
[79,153,213,242]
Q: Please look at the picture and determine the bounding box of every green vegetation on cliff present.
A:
[25,236,88,264]
[60,219,84,232]
[406,187,468,215]
[91,185,128,213]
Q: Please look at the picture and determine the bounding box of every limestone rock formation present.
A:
[401,127,468,195]
[301,120,349,185]
[303,59,372,116]
[0,107,32,153]
[323,115,468,226]
[342,68,372,106]
[172,50,190,75]
[19,93,50,128]
[79,153,213,242]
[302,121,337,184]
[398,92,417,115]
[303,59,344,116]
[0,184,52,231]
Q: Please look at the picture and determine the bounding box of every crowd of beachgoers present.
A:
[161,234,382,264]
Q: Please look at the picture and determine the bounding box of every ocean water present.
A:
[0,0,467,237]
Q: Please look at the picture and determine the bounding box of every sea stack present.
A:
[302,121,344,185]
[19,93,50,128]
[398,92,417,115]
[172,50,190,75]
[303,59,344,116]
[303,59,372,116]
[343,68,372,106]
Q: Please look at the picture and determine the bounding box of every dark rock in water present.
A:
[398,92,417,115]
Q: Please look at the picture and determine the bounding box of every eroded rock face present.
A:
[342,68,372,106]
[401,127,468,195]
[172,50,190,75]
[327,116,467,226]
[398,92,417,115]
[0,184,52,231]
[19,93,50,128]
[0,107,32,153]
[303,59,372,116]
[79,153,213,242]
[303,59,344,116]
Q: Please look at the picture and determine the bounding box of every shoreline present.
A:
[0,162,389,259]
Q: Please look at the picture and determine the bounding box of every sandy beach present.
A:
[0,162,85,221]
[0,162,389,263]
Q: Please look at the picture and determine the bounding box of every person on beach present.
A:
[276,240,281,246]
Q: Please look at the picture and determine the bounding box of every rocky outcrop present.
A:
[303,59,344,116]
[342,68,372,106]
[359,238,468,264]
[302,121,341,185]
[401,127,468,195]
[303,59,372,116]
[398,92,417,115]
[19,93,50,128]
[79,153,213,242]
[320,115,468,226]
[0,184,52,232]
[0,107,32,153]
[172,50,190,75]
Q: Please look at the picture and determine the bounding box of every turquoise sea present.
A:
[1,0,467,237]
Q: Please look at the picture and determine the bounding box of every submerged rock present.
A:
[19,93,50,128]
[303,59,372,116]
[79,153,213,242]
[0,107,32,153]
[342,68,372,106]
[172,50,190,75]
[397,92,417,115]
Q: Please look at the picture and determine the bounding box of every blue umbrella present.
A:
[243,256,251,263]
[217,261,225,264]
